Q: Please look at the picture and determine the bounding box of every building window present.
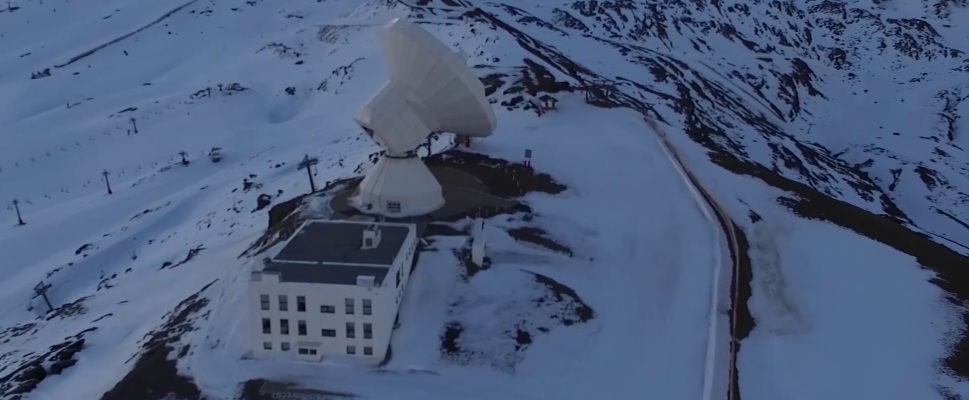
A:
[263,342,272,350]
[362,299,372,316]
[296,296,306,312]
[298,320,307,336]
[345,298,354,315]
[280,319,290,335]
[396,269,401,288]
[346,345,356,355]
[320,305,335,313]
[321,329,336,337]
[278,295,288,311]
[281,342,290,351]
[386,201,401,213]
[364,346,373,356]
[346,322,355,339]
[262,318,271,334]
[295,348,318,355]
[363,323,372,339]
[260,294,270,310]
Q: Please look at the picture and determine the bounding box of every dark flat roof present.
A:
[274,221,410,265]
[264,220,414,285]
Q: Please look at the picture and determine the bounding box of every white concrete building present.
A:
[249,219,418,362]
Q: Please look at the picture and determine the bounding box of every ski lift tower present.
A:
[298,154,320,193]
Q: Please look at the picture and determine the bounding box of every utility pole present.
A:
[178,150,188,165]
[298,154,319,193]
[129,117,138,134]
[34,281,53,313]
[102,169,113,194]
[12,198,25,225]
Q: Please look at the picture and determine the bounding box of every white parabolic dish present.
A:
[351,18,497,217]
[378,18,497,137]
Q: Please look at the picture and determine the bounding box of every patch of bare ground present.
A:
[74,243,94,256]
[0,328,93,399]
[439,269,593,370]
[710,151,969,377]
[425,150,566,199]
[239,379,355,400]
[100,280,217,400]
[479,72,506,97]
[44,296,91,321]
[454,247,491,279]
[440,322,463,355]
[0,323,37,346]
[239,380,271,400]
[506,227,573,256]
[241,178,359,257]
[160,245,206,270]
[527,271,594,325]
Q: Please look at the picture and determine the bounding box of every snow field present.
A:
[184,94,722,399]
[1,1,729,398]
[3,0,965,398]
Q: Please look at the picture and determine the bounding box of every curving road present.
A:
[641,114,745,400]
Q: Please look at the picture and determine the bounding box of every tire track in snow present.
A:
[748,224,808,336]
[53,0,199,69]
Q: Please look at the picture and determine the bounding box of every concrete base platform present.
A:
[329,165,516,222]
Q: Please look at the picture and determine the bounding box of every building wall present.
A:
[375,226,417,351]
[249,224,418,362]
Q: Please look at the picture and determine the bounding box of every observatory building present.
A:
[247,17,497,364]
[351,17,498,217]
[249,220,418,362]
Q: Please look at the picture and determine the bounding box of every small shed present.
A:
[583,81,616,104]
[538,95,558,111]
[209,147,223,163]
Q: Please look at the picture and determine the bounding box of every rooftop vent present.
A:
[357,275,376,287]
[362,225,382,250]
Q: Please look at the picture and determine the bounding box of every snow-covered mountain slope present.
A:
[476,0,969,241]
[1,0,968,399]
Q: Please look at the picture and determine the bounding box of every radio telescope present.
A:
[351,18,497,217]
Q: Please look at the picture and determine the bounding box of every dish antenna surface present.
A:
[351,18,497,217]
